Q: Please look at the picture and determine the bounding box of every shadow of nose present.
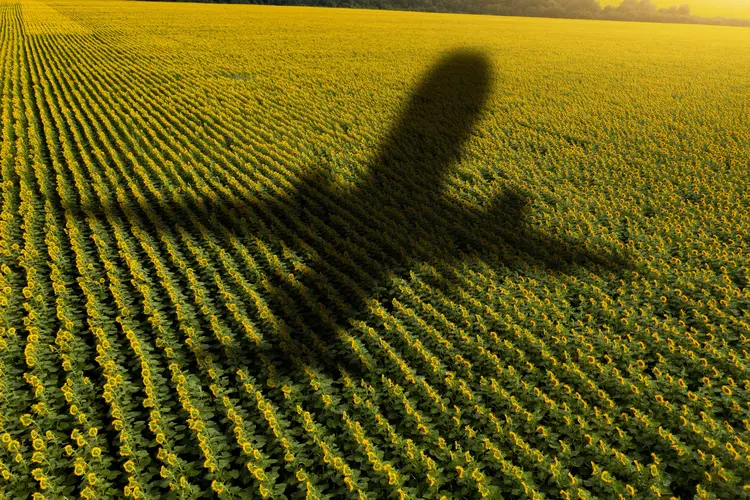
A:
[366,49,494,193]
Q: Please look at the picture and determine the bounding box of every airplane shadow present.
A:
[76,49,633,390]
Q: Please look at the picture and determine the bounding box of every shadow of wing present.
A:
[459,187,633,274]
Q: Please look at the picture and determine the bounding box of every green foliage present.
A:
[1,0,749,499]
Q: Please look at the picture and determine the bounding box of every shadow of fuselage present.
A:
[74,50,632,383]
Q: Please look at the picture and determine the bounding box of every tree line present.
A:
[143,0,750,27]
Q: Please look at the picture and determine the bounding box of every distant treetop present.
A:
[140,0,750,27]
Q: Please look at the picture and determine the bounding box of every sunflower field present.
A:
[1,0,749,499]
